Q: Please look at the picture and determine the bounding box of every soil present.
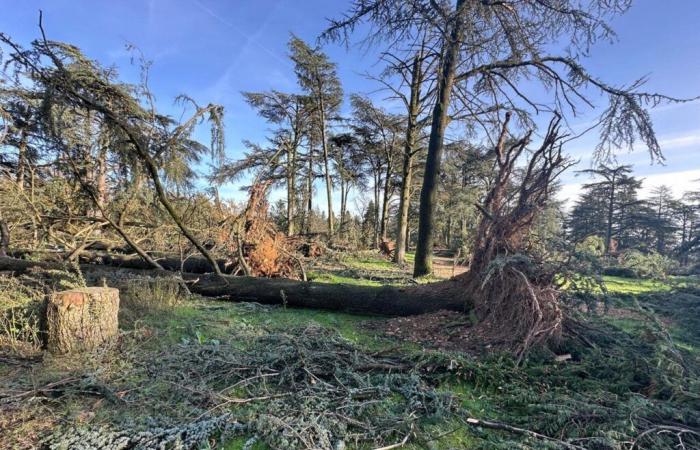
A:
[366,310,499,354]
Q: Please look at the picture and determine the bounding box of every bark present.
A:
[374,171,381,247]
[96,145,108,209]
[0,219,9,257]
[305,143,314,234]
[46,287,119,354]
[188,272,467,316]
[286,144,296,237]
[339,178,347,234]
[16,128,28,191]
[395,52,423,264]
[85,252,230,274]
[380,162,392,239]
[414,3,465,277]
[0,256,469,317]
[319,94,335,236]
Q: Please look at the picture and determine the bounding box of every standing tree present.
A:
[289,36,343,237]
[577,165,639,255]
[350,95,403,247]
[241,91,310,236]
[329,132,364,235]
[371,48,433,263]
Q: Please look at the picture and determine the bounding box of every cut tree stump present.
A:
[46,287,120,354]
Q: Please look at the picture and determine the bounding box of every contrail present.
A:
[190,0,289,67]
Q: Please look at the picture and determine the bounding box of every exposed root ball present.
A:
[468,259,563,362]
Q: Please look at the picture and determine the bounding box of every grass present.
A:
[306,270,384,286]
[602,274,699,294]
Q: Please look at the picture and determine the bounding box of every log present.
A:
[0,256,468,316]
[185,273,467,316]
[46,287,120,354]
[91,253,232,274]
[7,250,232,274]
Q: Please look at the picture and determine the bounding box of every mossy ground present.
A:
[1,254,698,449]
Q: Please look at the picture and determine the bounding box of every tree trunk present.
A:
[46,287,120,354]
[0,256,469,317]
[395,52,422,264]
[340,178,346,234]
[0,219,9,257]
[96,145,108,209]
[318,94,335,236]
[414,7,464,277]
[605,176,615,256]
[380,162,392,239]
[305,144,314,234]
[374,171,381,247]
[286,144,296,237]
[16,128,28,191]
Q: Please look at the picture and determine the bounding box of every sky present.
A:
[1,0,699,211]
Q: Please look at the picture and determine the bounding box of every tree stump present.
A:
[46,287,120,354]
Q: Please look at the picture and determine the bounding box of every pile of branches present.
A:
[47,415,244,450]
[135,324,454,449]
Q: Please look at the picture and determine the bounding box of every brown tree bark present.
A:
[46,287,120,354]
[395,50,425,263]
[380,161,392,239]
[16,128,28,191]
[286,143,297,237]
[0,219,9,257]
[414,2,465,277]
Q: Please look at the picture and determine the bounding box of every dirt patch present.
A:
[432,256,468,279]
[367,310,500,353]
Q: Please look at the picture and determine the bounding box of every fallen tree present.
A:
[8,250,233,274]
[0,255,466,316]
[460,113,574,360]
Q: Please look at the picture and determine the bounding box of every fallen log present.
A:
[0,256,468,316]
[6,250,234,274]
[87,253,233,274]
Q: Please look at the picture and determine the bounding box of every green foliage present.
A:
[576,235,606,257]
[0,275,45,353]
[619,250,678,279]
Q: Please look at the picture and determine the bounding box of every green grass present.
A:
[130,296,406,352]
[602,275,672,294]
[602,275,699,295]
[306,270,383,287]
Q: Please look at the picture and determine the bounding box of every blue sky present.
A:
[2,0,699,209]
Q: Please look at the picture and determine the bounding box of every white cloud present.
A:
[638,169,700,198]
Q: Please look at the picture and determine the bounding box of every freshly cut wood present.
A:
[46,287,120,354]
[0,256,468,317]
